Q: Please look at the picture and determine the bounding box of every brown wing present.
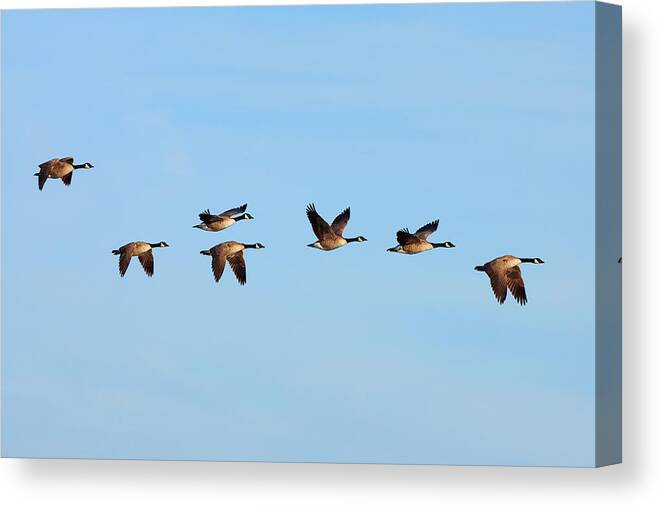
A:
[39,166,50,190]
[38,159,55,170]
[118,251,132,277]
[37,161,53,191]
[211,252,227,282]
[219,203,247,217]
[61,172,73,186]
[415,219,439,240]
[199,209,221,224]
[485,265,508,304]
[506,266,527,306]
[306,203,333,241]
[331,207,350,235]
[138,250,154,277]
[227,251,247,285]
[59,157,74,164]
[396,228,419,246]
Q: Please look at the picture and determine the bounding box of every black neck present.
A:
[346,237,362,243]
[149,243,163,248]
[243,243,259,249]
[235,214,248,221]
[519,258,536,263]
[73,163,88,169]
[431,242,448,248]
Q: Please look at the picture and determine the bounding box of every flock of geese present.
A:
[36,156,547,306]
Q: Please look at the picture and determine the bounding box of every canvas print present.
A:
[1,1,621,467]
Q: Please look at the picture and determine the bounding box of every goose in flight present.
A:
[474,255,544,305]
[35,157,94,191]
[200,241,265,285]
[387,219,455,254]
[112,241,169,278]
[305,203,367,250]
[193,203,253,232]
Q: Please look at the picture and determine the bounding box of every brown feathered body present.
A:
[475,255,543,306]
[305,203,366,251]
[201,241,264,285]
[387,219,453,255]
[35,157,93,190]
[41,158,74,178]
[193,204,252,232]
[112,241,168,278]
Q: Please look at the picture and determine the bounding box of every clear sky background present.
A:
[2,2,597,466]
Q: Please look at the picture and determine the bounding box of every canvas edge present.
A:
[594,0,622,468]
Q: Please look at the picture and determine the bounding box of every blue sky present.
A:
[2,2,597,465]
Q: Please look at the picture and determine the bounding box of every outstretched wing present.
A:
[485,265,508,304]
[211,252,227,282]
[415,219,439,240]
[306,203,333,241]
[219,203,248,217]
[39,167,50,190]
[227,251,247,285]
[198,209,221,224]
[38,159,55,170]
[37,160,54,191]
[331,207,350,236]
[506,266,527,306]
[396,228,418,246]
[59,157,74,164]
[138,250,154,277]
[119,251,132,277]
[61,172,73,186]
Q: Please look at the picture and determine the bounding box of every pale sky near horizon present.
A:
[3,2,599,465]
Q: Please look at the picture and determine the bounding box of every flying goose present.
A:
[34,157,94,191]
[387,219,455,254]
[112,241,169,277]
[200,241,265,285]
[193,203,253,232]
[474,255,544,305]
[306,203,367,250]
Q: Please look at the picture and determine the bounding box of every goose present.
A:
[200,241,265,285]
[306,203,367,250]
[193,203,253,232]
[112,241,169,278]
[387,219,455,254]
[474,255,544,305]
[35,157,94,191]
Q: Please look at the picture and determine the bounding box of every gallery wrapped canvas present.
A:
[1,1,621,467]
